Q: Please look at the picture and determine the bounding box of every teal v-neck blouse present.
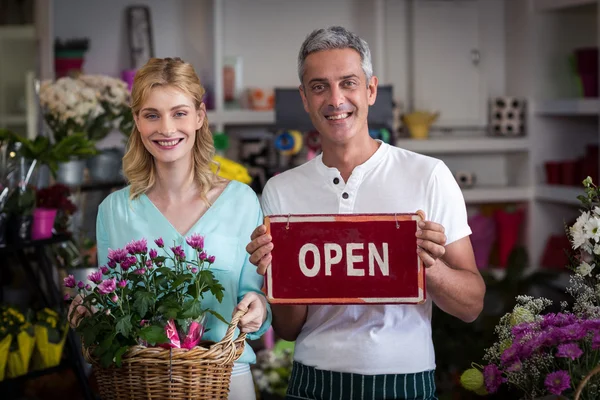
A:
[95,180,271,365]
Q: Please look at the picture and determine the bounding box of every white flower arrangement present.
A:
[39,75,131,142]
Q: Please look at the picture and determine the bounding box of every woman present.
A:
[75,57,270,399]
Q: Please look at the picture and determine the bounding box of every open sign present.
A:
[264,213,426,304]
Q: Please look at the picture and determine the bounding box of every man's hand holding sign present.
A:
[247,210,447,305]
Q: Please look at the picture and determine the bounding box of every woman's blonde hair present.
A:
[122,57,216,201]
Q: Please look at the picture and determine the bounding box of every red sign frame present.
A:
[264,212,426,305]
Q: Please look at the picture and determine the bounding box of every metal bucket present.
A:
[86,148,123,182]
[56,159,86,186]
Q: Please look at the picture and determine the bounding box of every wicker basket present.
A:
[84,309,247,399]
[575,365,600,400]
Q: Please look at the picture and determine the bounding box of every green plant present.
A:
[65,235,227,368]
[0,129,97,177]
[3,186,36,216]
[252,340,295,398]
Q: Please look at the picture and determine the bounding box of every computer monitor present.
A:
[274,85,394,133]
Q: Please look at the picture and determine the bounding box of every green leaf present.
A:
[181,299,203,319]
[116,315,133,337]
[82,326,97,346]
[206,309,228,325]
[133,291,155,317]
[172,274,192,289]
[153,256,167,264]
[187,284,199,298]
[156,267,173,277]
[139,325,168,345]
[210,282,225,303]
[157,297,181,320]
[96,334,115,356]
[114,345,130,368]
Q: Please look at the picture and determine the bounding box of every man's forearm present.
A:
[426,259,485,322]
[271,304,308,341]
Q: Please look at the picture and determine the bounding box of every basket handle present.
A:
[575,365,600,400]
[217,308,248,346]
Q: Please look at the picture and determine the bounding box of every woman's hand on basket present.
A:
[68,294,95,328]
[234,292,267,333]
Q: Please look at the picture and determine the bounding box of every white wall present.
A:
[53,0,506,115]
[53,0,188,78]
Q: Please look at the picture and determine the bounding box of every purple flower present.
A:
[88,270,103,284]
[542,313,577,329]
[483,364,505,394]
[191,267,198,273]
[208,255,215,264]
[500,345,519,366]
[100,266,110,275]
[118,279,128,288]
[171,246,186,261]
[107,248,128,264]
[145,260,153,268]
[64,275,76,288]
[63,294,71,301]
[111,294,119,302]
[98,278,116,295]
[506,361,522,372]
[518,336,543,360]
[154,238,164,248]
[126,239,148,255]
[199,251,207,261]
[556,343,583,360]
[149,249,158,259]
[512,322,537,340]
[186,233,205,250]
[85,284,92,291]
[107,260,117,269]
[583,319,600,331]
[559,323,587,341]
[134,268,146,275]
[120,256,138,271]
[544,370,571,395]
[77,281,84,289]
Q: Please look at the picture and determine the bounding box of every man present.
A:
[245,26,485,400]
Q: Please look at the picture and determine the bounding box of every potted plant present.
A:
[1,306,35,379]
[35,183,77,239]
[0,129,97,181]
[65,234,246,399]
[461,177,600,400]
[31,308,68,370]
[39,75,131,184]
[3,184,36,243]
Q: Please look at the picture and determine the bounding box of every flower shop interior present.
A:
[0,0,599,399]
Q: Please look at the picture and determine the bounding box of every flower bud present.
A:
[509,307,534,327]
[460,368,484,392]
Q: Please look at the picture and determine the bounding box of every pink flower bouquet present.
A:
[65,234,227,367]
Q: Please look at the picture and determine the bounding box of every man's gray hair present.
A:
[297,26,373,85]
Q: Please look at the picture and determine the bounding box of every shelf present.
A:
[71,180,126,193]
[0,233,72,253]
[535,184,584,205]
[0,114,27,125]
[0,361,70,388]
[395,137,530,154]
[535,99,599,116]
[207,110,275,126]
[534,0,597,11]
[0,25,35,40]
[462,186,532,204]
